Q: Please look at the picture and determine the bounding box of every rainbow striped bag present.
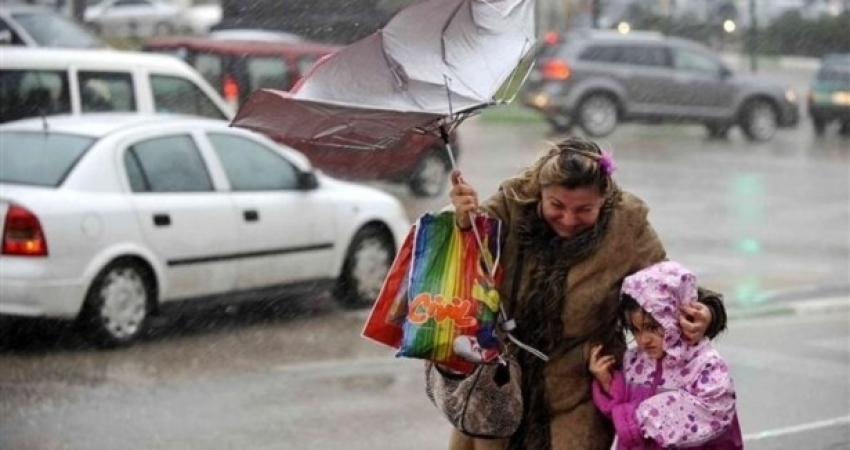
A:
[362,211,503,374]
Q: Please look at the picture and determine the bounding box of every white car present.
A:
[0,114,410,347]
[85,0,186,38]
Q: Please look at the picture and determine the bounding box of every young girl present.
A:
[589,261,742,449]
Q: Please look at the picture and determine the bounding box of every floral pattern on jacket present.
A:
[594,261,743,449]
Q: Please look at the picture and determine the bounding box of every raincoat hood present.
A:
[621,261,698,364]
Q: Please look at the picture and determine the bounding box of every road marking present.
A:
[744,415,850,441]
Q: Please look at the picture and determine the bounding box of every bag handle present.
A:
[498,249,548,362]
[461,211,548,362]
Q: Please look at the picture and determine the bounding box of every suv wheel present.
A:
[78,259,154,347]
[578,93,618,137]
[335,226,395,309]
[409,151,449,197]
[740,99,778,142]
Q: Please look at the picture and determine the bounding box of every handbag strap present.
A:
[499,250,549,362]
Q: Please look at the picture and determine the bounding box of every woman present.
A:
[447,137,727,450]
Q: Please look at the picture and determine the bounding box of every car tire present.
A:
[78,259,155,348]
[334,226,395,309]
[577,93,618,137]
[409,150,449,198]
[154,22,174,36]
[740,99,778,142]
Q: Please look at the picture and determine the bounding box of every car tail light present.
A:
[2,204,48,257]
[540,59,571,81]
[543,31,560,46]
[222,74,240,108]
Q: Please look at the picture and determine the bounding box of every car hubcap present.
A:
[99,268,147,340]
[582,97,616,136]
[416,156,447,196]
[749,104,777,140]
[351,238,391,301]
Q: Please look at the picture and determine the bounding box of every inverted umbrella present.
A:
[231,0,537,154]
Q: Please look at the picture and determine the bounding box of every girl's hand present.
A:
[449,170,478,230]
[588,344,615,395]
[679,302,713,345]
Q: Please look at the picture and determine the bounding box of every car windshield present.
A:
[0,131,95,187]
[11,11,103,48]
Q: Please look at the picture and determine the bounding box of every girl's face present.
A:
[628,310,665,360]
[540,185,605,238]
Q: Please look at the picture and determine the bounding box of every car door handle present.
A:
[153,213,171,227]
[243,210,259,222]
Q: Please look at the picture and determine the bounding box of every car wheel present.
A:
[409,150,449,198]
[740,99,778,142]
[577,93,618,137]
[78,259,154,347]
[705,123,730,139]
[335,226,395,309]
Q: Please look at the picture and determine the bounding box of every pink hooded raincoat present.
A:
[592,261,743,449]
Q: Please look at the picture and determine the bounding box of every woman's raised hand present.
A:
[449,170,478,230]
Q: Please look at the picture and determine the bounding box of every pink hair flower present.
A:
[599,150,617,176]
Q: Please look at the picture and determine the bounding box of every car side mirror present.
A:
[297,170,319,190]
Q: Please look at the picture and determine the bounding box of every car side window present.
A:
[150,74,226,120]
[672,48,722,76]
[207,133,299,191]
[0,18,20,46]
[296,55,318,77]
[0,70,72,123]
[78,71,135,112]
[620,45,669,67]
[578,45,621,63]
[246,56,292,92]
[123,135,213,193]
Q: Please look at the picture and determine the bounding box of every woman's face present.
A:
[539,185,605,238]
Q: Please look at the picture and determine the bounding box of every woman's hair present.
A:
[506,136,614,205]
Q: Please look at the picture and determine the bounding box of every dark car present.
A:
[144,35,460,197]
[808,53,850,135]
[521,30,799,141]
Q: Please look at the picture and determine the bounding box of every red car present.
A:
[144,35,459,197]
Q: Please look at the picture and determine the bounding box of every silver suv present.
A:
[521,31,799,141]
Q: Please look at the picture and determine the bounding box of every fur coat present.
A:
[477,178,667,450]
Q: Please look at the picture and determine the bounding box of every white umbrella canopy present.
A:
[232,0,536,150]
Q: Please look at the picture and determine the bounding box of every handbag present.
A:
[425,356,522,438]
[424,249,544,439]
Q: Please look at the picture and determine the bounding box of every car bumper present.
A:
[809,104,850,121]
[0,260,87,319]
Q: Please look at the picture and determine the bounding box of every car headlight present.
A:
[785,89,797,103]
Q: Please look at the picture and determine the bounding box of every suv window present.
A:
[672,48,723,75]
[124,135,213,193]
[207,133,299,191]
[246,57,291,92]
[194,53,223,90]
[579,44,621,63]
[0,69,72,123]
[0,18,23,46]
[78,71,135,112]
[150,74,226,120]
[580,44,668,67]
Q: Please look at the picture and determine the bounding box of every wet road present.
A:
[1,64,849,449]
